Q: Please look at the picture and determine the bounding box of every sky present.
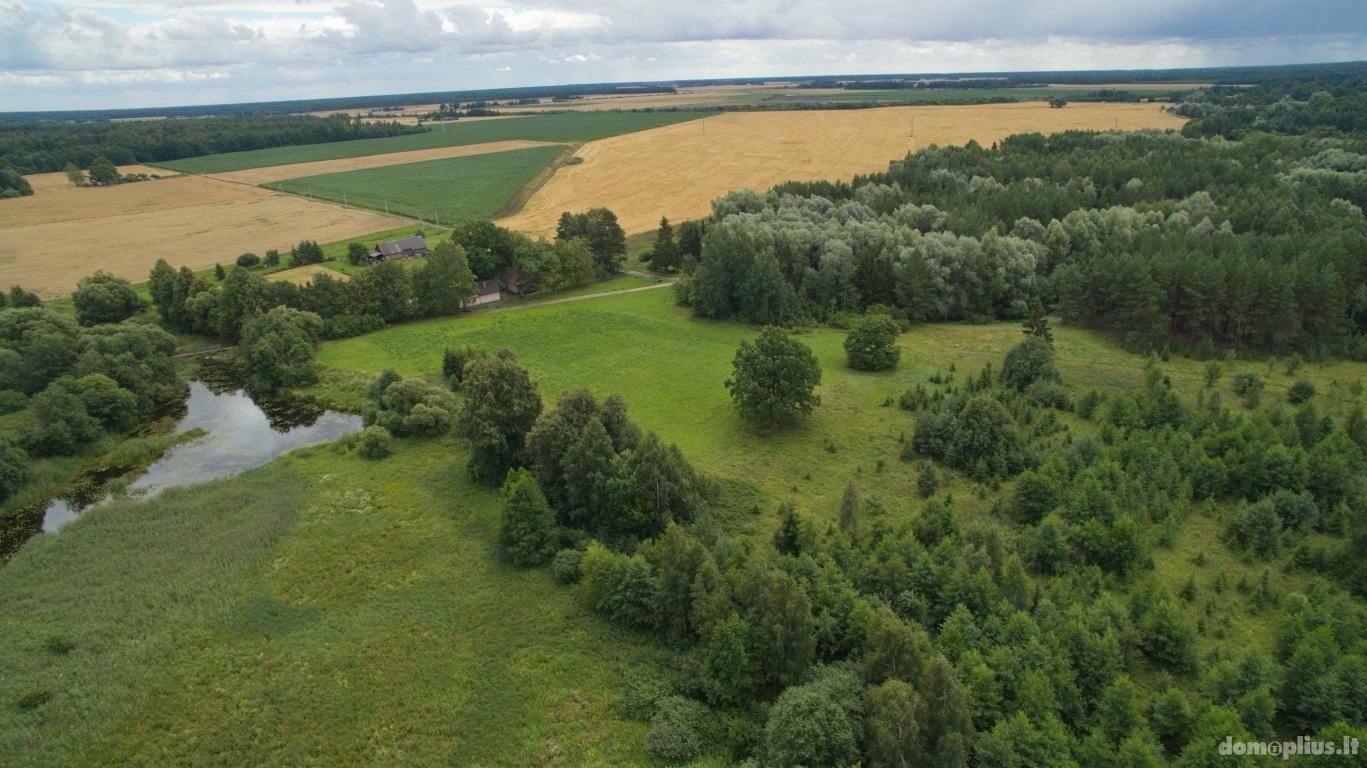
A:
[1,0,1365,111]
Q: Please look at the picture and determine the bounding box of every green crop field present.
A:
[3,287,1362,766]
[157,111,706,175]
[272,145,565,226]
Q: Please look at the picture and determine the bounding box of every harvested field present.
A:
[499,101,1187,235]
[0,173,405,298]
[266,264,350,285]
[214,139,560,185]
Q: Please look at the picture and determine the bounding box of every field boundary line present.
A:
[495,143,582,219]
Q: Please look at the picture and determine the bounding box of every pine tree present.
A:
[648,216,680,272]
[499,468,555,566]
[1022,296,1054,345]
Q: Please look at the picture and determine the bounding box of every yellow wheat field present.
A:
[499,102,1187,236]
[212,139,561,185]
[1,170,406,298]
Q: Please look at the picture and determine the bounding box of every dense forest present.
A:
[0,115,424,174]
[672,88,1367,359]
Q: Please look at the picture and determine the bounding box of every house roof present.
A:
[376,235,428,256]
[474,279,500,295]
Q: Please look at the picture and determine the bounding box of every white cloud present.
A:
[1,0,1365,110]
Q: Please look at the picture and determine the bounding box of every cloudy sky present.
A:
[2,0,1365,111]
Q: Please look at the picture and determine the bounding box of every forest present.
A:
[0,114,425,174]
[671,88,1366,360]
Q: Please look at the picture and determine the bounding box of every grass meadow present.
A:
[273,145,566,226]
[158,112,706,175]
[3,285,1362,765]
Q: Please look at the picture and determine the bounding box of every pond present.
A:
[41,381,363,532]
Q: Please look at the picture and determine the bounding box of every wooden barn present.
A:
[367,235,428,264]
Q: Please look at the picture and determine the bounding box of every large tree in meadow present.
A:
[455,350,543,484]
[725,326,821,428]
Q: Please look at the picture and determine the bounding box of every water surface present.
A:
[42,381,361,532]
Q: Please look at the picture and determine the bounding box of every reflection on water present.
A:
[42,381,361,532]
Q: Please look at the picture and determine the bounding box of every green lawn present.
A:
[157,112,706,174]
[272,145,566,226]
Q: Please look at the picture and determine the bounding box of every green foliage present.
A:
[648,217,680,272]
[72,271,142,326]
[0,165,33,197]
[555,208,627,275]
[551,548,583,584]
[844,309,902,371]
[725,326,822,428]
[0,437,29,502]
[366,377,455,437]
[88,155,119,185]
[499,468,556,567]
[763,665,864,768]
[580,541,656,630]
[442,345,487,389]
[1000,337,1061,392]
[699,614,755,706]
[15,687,51,710]
[412,242,476,317]
[346,242,369,266]
[947,396,1024,480]
[289,240,325,267]
[866,679,926,768]
[1288,379,1317,404]
[236,252,260,269]
[455,351,542,484]
[239,306,323,394]
[356,425,392,459]
[646,696,709,763]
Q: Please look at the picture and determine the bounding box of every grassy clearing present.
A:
[273,145,566,226]
[0,438,669,766]
[158,112,706,175]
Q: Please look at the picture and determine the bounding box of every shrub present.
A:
[764,675,861,767]
[347,242,369,266]
[1228,499,1282,555]
[0,389,26,415]
[323,314,384,340]
[235,252,260,269]
[1077,389,1103,419]
[357,425,392,459]
[1288,380,1316,404]
[369,379,456,438]
[551,548,583,584]
[912,408,957,457]
[646,696,709,763]
[0,437,29,503]
[1000,337,1060,392]
[72,271,142,326]
[843,310,902,371]
[1025,380,1071,410]
[916,460,940,498]
[443,345,487,389]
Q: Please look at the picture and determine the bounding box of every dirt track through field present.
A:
[1,170,405,298]
[215,140,561,185]
[498,101,1187,236]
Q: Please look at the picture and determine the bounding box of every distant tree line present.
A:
[0,115,425,175]
[674,96,1366,358]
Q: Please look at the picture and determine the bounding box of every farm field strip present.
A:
[499,101,1188,236]
[212,139,561,185]
[265,263,351,285]
[156,111,707,175]
[272,144,567,227]
[1,172,407,298]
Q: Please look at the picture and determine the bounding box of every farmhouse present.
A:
[367,235,428,264]
[469,279,502,307]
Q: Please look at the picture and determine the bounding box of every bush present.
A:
[322,313,385,340]
[357,425,392,459]
[912,408,957,457]
[72,271,142,326]
[1000,337,1060,392]
[1288,380,1316,404]
[0,437,29,503]
[1025,380,1072,410]
[1228,498,1282,555]
[0,389,26,415]
[551,548,583,583]
[235,252,260,269]
[843,310,902,371]
[499,468,555,567]
[646,696,709,763]
[347,242,369,266]
[916,460,940,498]
[443,345,487,389]
[368,378,456,437]
[1077,389,1103,419]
